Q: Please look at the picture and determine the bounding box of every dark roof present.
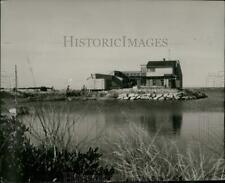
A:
[145,75,177,79]
[146,60,179,68]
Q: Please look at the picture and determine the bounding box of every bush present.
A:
[0,116,28,182]
[0,116,114,182]
[105,123,225,181]
[66,90,81,97]
[23,145,114,182]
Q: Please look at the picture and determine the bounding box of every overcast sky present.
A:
[1,0,224,89]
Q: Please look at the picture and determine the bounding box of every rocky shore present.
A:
[115,88,207,101]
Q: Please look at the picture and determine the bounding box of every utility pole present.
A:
[0,53,1,91]
[14,64,18,109]
[15,64,18,91]
[0,45,1,116]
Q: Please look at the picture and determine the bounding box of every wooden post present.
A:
[0,52,1,91]
[14,65,18,108]
[15,65,18,91]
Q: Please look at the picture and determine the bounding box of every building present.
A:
[86,58,183,90]
[86,71,135,91]
[122,70,145,86]
[145,59,183,88]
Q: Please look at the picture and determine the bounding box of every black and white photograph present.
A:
[0,0,224,182]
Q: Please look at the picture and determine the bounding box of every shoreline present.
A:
[1,88,208,102]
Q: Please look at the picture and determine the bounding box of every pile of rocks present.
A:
[117,90,207,101]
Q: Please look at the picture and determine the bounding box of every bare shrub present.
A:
[103,123,225,181]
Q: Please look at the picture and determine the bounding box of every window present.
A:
[150,68,155,72]
[153,80,156,86]
[148,68,155,72]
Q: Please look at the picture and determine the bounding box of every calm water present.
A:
[24,88,224,154]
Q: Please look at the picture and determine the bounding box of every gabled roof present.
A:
[146,60,179,68]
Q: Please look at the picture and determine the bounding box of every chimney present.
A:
[163,58,166,61]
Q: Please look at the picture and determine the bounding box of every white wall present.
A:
[86,78,105,90]
[146,67,173,77]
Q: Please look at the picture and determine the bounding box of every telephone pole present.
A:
[0,53,1,91]
[15,65,18,91]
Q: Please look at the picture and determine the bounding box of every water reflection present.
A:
[172,113,182,135]
[101,101,183,137]
[140,115,157,133]
[138,112,183,136]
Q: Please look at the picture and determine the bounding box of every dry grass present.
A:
[102,123,225,181]
[22,102,105,151]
